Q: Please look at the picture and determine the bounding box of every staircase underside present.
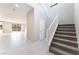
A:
[49,24,79,55]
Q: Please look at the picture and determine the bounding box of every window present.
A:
[12,24,21,31]
[17,24,21,31]
[12,24,16,31]
[0,25,3,30]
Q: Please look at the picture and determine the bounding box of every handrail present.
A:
[48,16,58,30]
[46,15,59,49]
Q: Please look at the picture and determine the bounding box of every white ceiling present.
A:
[0,3,33,20]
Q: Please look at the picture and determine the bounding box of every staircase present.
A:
[49,24,79,55]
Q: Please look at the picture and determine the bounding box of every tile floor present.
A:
[0,32,53,55]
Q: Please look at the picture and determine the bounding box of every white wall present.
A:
[3,22,12,33]
[58,3,74,24]
[21,24,26,32]
[27,9,34,40]
[34,4,47,40]
[28,4,48,41]
[74,3,79,48]
[44,3,74,27]
[0,22,3,25]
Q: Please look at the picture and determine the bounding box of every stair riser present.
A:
[55,32,76,36]
[57,28,75,30]
[54,35,77,41]
[58,26,75,29]
[58,26,75,28]
[57,29,75,32]
[58,24,75,26]
[52,39,78,47]
[52,44,79,55]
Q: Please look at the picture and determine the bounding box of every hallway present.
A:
[0,32,52,55]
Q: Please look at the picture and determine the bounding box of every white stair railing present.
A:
[46,15,59,49]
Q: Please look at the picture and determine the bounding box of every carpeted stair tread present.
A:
[49,46,73,55]
[56,31,76,36]
[54,34,76,38]
[52,42,79,54]
[57,29,75,32]
[53,37,77,44]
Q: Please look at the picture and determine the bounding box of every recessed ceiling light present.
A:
[15,4,19,7]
